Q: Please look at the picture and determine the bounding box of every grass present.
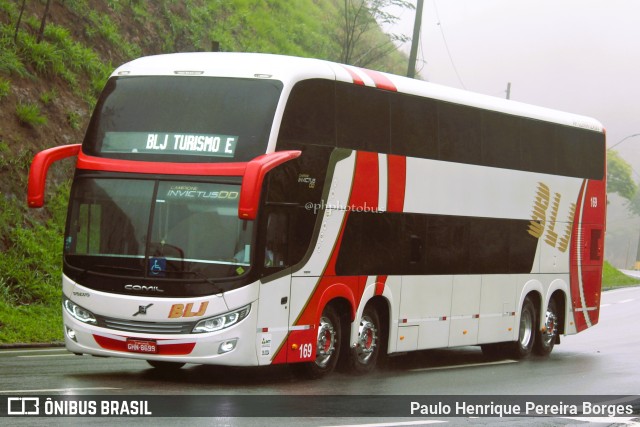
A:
[0,77,9,99]
[602,261,640,290]
[0,182,69,344]
[15,102,47,127]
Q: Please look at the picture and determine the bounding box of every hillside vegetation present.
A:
[0,0,408,343]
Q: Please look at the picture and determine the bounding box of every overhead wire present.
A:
[432,0,466,89]
[416,26,427,77]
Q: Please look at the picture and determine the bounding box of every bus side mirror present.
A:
[27,144,81,208]
[238,150,301,220]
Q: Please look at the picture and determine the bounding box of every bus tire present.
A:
[146,360,185,370]
[507,296,536,359]
[534,298,559,356]
[291,305,341,379]
[349,306,380,375]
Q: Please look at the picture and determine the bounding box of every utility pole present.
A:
[407,0,424,78]
[506,82,511,99]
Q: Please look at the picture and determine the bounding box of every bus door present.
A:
[255,210,292,365]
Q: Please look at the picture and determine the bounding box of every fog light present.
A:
[218,339,238,354]
[66,326,77,342]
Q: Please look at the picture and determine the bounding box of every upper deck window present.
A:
[83,76,283,163]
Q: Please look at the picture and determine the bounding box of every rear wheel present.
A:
[291,305,341,379]
[506,296,536,359]
[349,306,381,374]
[534,298,559,356]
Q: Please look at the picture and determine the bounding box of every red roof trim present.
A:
[76,152,247,176]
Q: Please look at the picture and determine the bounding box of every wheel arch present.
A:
[363,295,390,346]
[519,279,544,324]
[317,283,357,323]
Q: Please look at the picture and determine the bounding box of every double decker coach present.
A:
[28,52,606,377]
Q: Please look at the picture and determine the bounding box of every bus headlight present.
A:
[192,305,250,334]
[63,298,97,325]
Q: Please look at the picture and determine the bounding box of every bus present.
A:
[28,52,606,378]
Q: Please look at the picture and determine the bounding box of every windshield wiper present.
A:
[174,270,225,295]
[92,265,145,275]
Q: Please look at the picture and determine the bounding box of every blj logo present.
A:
[7,397,40,415]
[149,258,166,277]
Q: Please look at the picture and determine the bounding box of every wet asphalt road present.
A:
[1,286,639,426]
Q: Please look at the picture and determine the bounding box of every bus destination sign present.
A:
[102,132,238,157]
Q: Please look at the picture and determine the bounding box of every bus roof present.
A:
[112,52,604,133]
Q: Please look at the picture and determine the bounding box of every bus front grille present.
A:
[97,316,195,335]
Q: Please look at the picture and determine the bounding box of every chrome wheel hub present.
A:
[541,309,558,346]
[355,316,377,364]
[315,316,336,368]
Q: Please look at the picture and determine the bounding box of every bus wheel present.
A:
[146,360,185,370]
[292,305,341,379]
[534,298,559,356]
[349,306,380,374]
[507,296,536,359]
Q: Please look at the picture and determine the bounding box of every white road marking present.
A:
[320,421,446,427]
[0,387,121,394]
[617,299,635,304]
[563,417,639,425]
[17,354,76,358]
[0,348,66,354]
[409,359,517,372]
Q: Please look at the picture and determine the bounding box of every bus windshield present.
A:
[82,76,283,163]
[64,178,253,280]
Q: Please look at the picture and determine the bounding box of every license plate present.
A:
[126,339,158,354]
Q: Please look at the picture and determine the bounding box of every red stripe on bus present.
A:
[92,335,195,355]
[386,155,406,212]
[341,66,365,86]
[360,69,397,92]
[349,151,379,211]
[375,275,388,296]
[569,180,588,332]
[77,152,247,176]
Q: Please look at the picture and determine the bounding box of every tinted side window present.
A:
[335,212,538,276]
[520,119,556,175]
[438,103,481,165]
[390,93,438,159]
[481,110,521,170]
[468,218,510,274]
[336,83,390,153]
[278,79,336,148]
[555,125,605,180]
[359,212,405,275]
[425,216,469,275]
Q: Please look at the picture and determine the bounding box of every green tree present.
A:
[607,150,638,205]
[338,0,413,67]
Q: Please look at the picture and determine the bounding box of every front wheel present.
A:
[291,305,341,379]
[506,296,536,359]
[349,306,381,374]
[534,298,559,356]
